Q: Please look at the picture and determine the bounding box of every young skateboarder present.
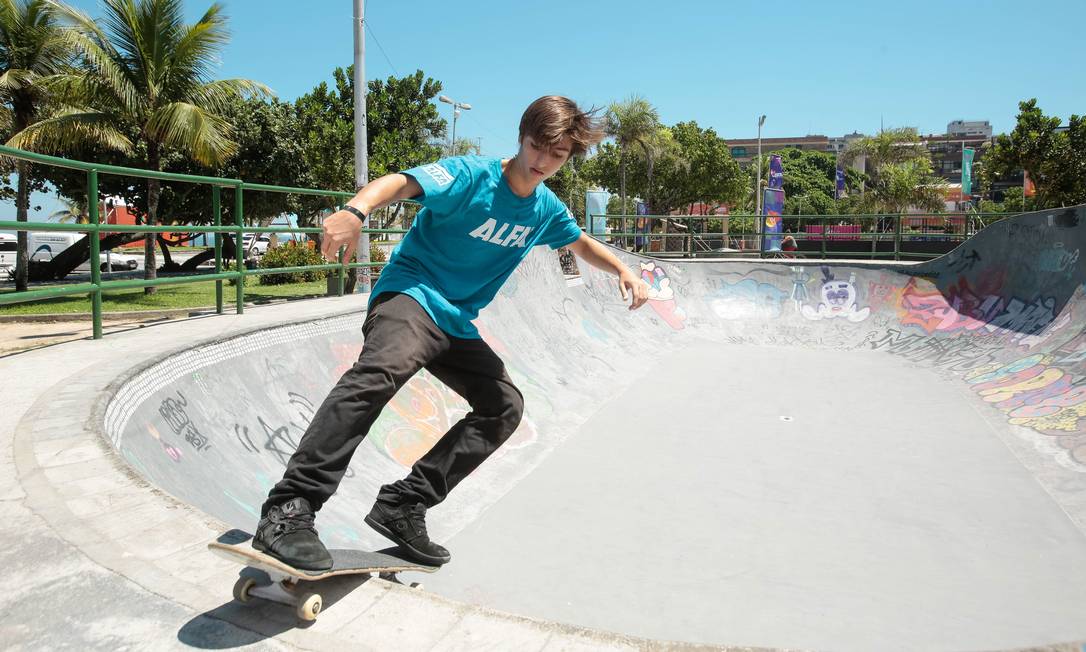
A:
[253,96,649,570]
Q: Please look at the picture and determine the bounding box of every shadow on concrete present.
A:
[176,570,371,649]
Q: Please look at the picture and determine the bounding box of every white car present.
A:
[241,234,272,257]
[78,250,142,272]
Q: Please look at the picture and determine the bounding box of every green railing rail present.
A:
[0,145,409,339]
[586,211,1007,260]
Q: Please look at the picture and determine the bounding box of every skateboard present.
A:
[208,529,439,621]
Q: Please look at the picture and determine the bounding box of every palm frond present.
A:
[0,68,32,93]
[47,1,142,115]
[189,78,273,111]
[0,103,12,134]
[7,106,133,153]
[146,100,235,165]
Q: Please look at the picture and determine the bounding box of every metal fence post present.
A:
[213,186,223,314]
[88,169,102,339]
[234,183,244,313]
[337,202,346,297]
[894,214,903,261]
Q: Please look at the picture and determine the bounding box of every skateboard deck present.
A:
[209,529,438,620]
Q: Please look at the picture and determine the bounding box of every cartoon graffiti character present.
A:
[639,261,686,330]
[790,266,811,311]
[801,266,870,322]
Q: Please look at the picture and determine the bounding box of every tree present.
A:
[659,121,744,214]
[840,127,945,214]
[366,70,445,178]
[27,0,270,294]
[49,194,89,222]
[295,67,445,218]
[980,99,1085,208]
[149,96,309,271]
[749,148,866,215]
[0,0,75,291]
[604,95,659,245]
[585,122,745,215]
[294,67,445,293]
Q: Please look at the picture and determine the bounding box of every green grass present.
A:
[0,277,338,315]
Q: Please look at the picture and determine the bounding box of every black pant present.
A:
[262,292,524,515]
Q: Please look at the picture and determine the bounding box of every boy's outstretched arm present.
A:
[320,173,423,262]
[567,233,649,311]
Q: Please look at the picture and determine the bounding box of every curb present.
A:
[0,307,220,323]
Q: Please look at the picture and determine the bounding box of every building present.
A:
[726,120,994,190]
[947,120,992,138]
[724,133,865,169]
[920,132,990,183]
[102,197,187,249]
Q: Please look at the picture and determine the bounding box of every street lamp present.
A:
[439,95,472,156]
[755,114,766,216]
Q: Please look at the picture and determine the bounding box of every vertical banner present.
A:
[835,167,847,200]
[635,201,649,251]
[961,147,975,198]
[762,188,785,251]
[584,190,609,236]
[768,154,784,190]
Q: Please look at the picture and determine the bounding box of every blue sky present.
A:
[10,0,1086,220]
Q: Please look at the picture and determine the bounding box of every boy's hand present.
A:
[320,210,363,262]
[618,269,649,311]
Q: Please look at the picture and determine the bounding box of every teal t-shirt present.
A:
[369,155,582,339]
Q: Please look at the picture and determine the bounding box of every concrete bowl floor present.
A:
[427,342,1086,650]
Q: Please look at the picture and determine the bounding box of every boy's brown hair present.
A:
[518,96,605,158]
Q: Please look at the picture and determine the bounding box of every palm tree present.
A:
[49,194,90,222]
[0,0,73,291]
[840,128,945,216]
[24,0,270,293]
[605,95,659,248]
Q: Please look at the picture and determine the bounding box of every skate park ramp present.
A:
[103,206,1086,651]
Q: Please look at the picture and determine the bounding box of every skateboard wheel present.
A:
[233,577,257,603]
[409,582,424,590]
[297,593,322,621]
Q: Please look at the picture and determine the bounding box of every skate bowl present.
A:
[101,206,1086,651]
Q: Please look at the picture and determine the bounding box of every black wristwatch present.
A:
[342,205,367,224]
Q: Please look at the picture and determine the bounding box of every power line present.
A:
[462,111,509,154]
[365,19,398,76]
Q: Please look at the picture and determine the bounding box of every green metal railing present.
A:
[0,145,407,339]
[587,212,1006,260]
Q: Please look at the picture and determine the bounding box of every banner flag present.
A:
[961,147,975,197]
[768,154,784,190]
[762,187,785,251]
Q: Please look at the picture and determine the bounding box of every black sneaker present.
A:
[253,497,333,571]
[364,501,451,566]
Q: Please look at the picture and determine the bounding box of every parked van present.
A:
[0,232,16,277]
[28,231,82,262]
[26,231,141,273]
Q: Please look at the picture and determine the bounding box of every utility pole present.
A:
[352,0,370,292]
[439,95,472,156]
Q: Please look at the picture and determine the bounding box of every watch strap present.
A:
[342,205,367,224]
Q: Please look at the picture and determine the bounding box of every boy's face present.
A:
[514,134,573,182]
